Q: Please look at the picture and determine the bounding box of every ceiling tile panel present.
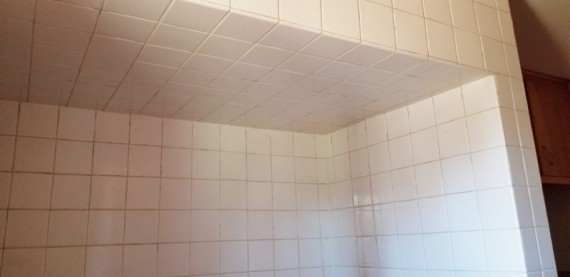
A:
[33,24,91,51]
[259,22,320,51]
[226,92,267,107]
[137,45,191,68]
[372,51,425,73]
[223,63,272,81]
[170,70,217,87]
[313,61,364,81]
[1,1,492,133]
[148,24,207,51]
[126,62,178,81]
[1,17,33,43]
[0,0,35,21]
[32,44,84,68]
[208,76,253,92]
[345,69,394,87]
[196,35,253,60]
[278,53,330,74]
[103,0,172,21]
[36,0,99,32]
[293,76,337,92]
[242,83,286,97]
[182,54,234,74]
[87,35,144,61]
[337,43,395,67]
[213,10,277,42]
[260,70,307,87]
[163,0,228,32]
[78,57,132,86]
[300,33,358,59]
[54,0,104,9]
[240,45,293,68]
[94,12,156,42]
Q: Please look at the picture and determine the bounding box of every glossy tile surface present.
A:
[0,0,496,133]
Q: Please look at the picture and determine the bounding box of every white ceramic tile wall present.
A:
[1,77,552,276]
[0,0,557,276]
[0,100,334,277]
[326,77,555,276]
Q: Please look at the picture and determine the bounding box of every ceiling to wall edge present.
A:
[2,74,492,137]
[0,0,491,134]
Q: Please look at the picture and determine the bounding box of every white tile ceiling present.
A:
[0,0,489,133]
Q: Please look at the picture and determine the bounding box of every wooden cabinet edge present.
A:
[541,175,570,186]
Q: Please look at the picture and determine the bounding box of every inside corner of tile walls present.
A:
[0,70,553,276]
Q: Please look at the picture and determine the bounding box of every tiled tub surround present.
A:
[0,0,558,276]
[1,0,517,133]
[325,76,556,277]
[0,76,557,276]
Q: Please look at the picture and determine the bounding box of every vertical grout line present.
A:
[460,81,491,271]
[42,105,61,275]
[314,133,325,275]
[292,133,301,276]
[23,0,37,103]
[390,0,399,52]
[244,127,250,275]
[472,0,490,73]
[434,93,462,270]
[403,105,428,270]
[421,0,432,60]
[363,120,382,271]
[63,0,107,107]
[321,134,329,274]
[384,114,403,272]
[323,133,334,274]
[188,120,194,276]
[83,109,98,275]
[268,130,276,275]
[155,117,164,277]
[447,0,462,65]
[0,101,21,275]
[119,113,131,277]
[217,123,222,276]
[345,128,358,275]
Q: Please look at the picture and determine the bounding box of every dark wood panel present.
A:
[524,71,570,183]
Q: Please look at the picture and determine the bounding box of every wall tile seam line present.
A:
[7,100,520,143]
[476,23,510,45]
[0,97,22,275]
[0,174,327,183]
[431,103,461,263]
[32,96,59,274]
[359,119,384,268]
[6,238,344,248]
[469,1,494,75]
[80,107,98,276]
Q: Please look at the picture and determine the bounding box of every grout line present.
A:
[136,5,235,117]
[98,0,177,112]
[23,0,38,103]
[155,113,165,277]
[82,107,98,275]
[0,101,21,274]
[42,103,61,274]
[1,95,539,275]
[62,0,108,107]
